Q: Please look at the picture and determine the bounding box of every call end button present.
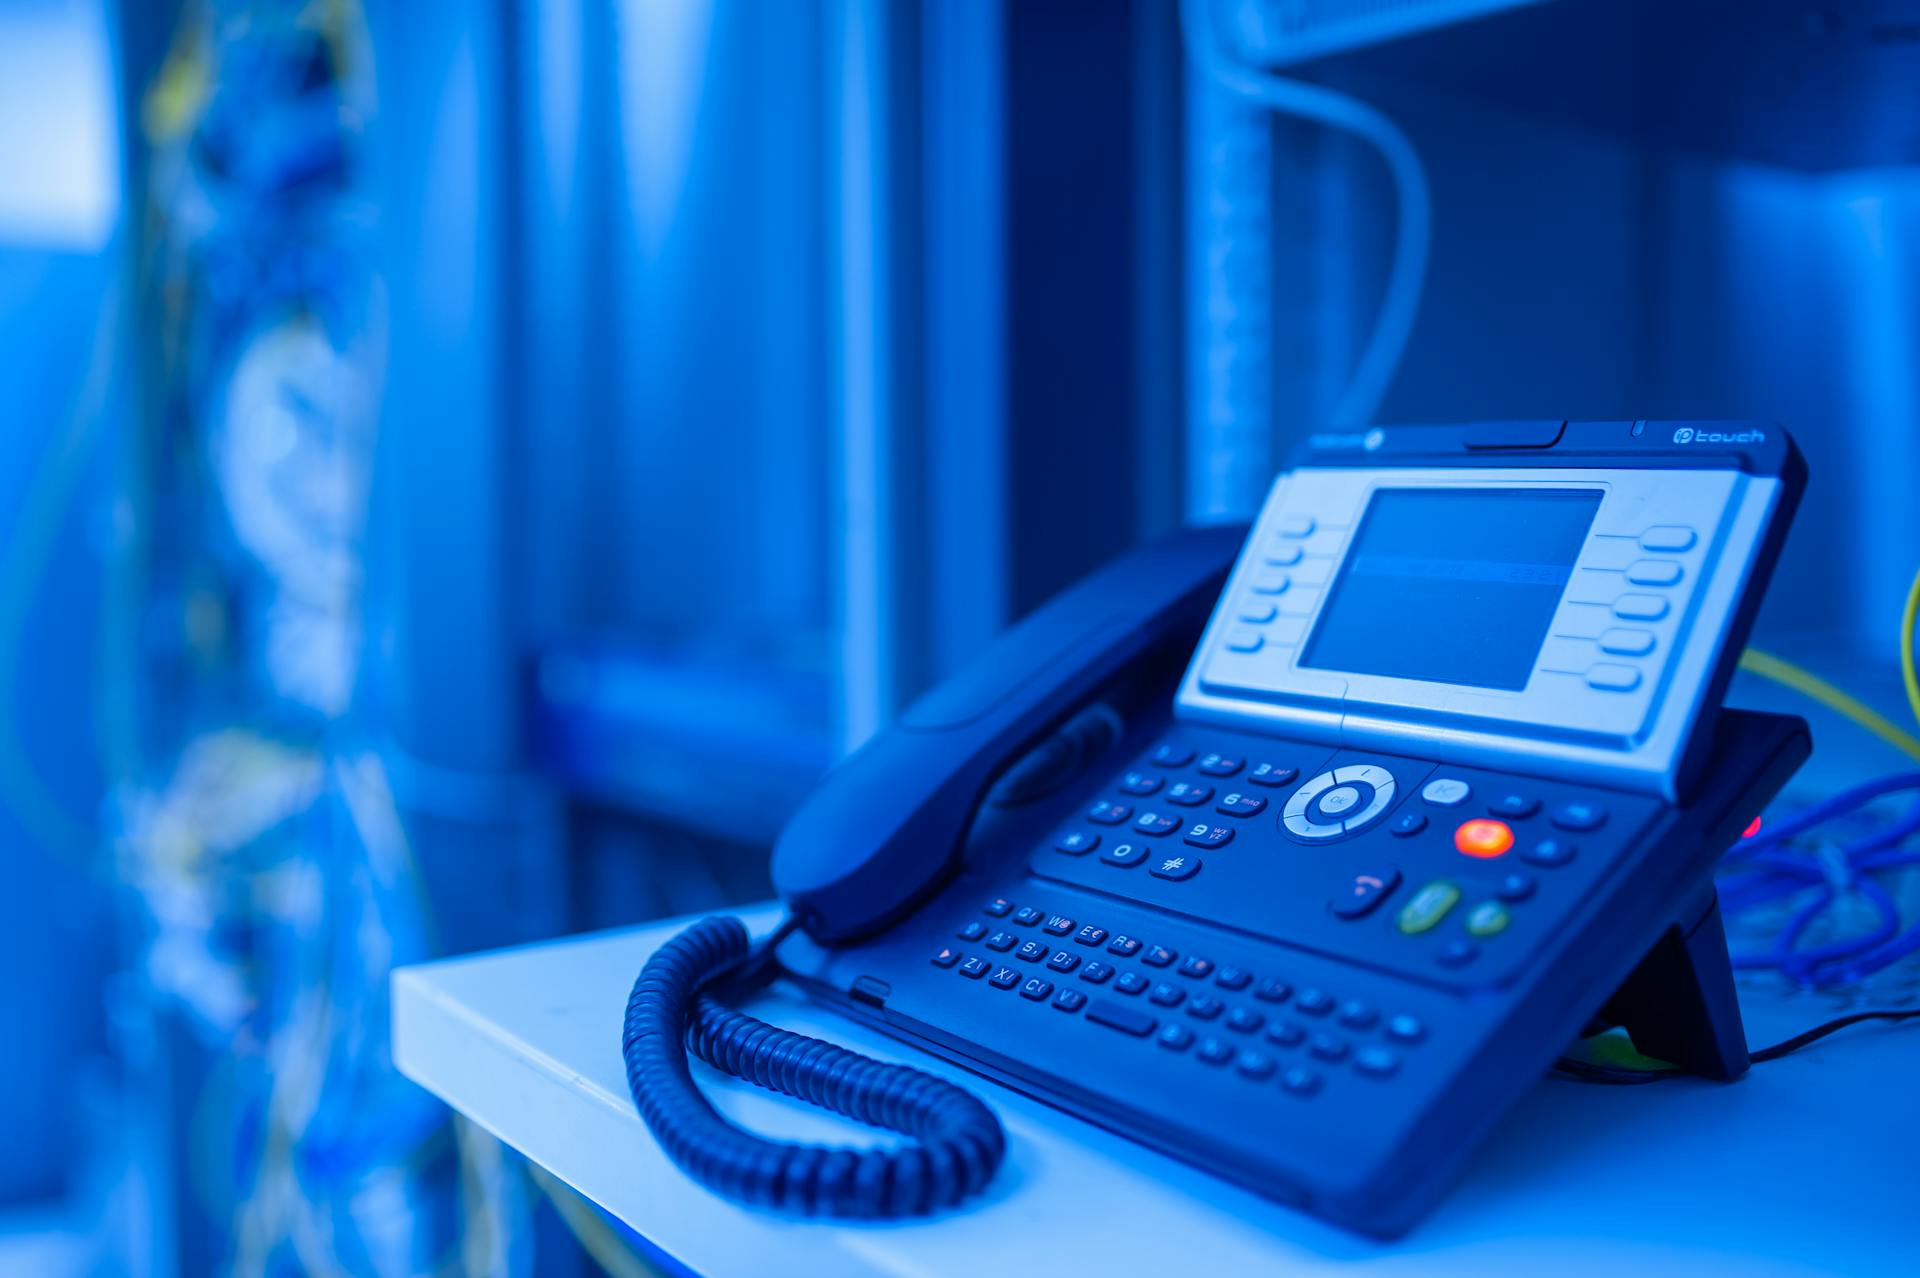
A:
[1454,818,1515,859]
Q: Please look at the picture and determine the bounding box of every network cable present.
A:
[1559,768,1920,1083]
[1180,0,1432,432]
[1901,565,1920,731]
[1739,646,1920,764]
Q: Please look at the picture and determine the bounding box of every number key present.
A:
[1197,753,1244,777]
[1166,781,1214,807]
[1216,792,1267,818]
[1133,812,1179,837]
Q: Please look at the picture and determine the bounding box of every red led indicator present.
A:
[1741,816,1763,839]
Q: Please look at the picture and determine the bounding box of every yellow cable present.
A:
[1901,565,1920,733]
[1739,647,1920,765]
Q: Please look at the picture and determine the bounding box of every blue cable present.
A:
[1180,0,1432,432]
[1720,773,1920,988]
[622,916,1005,1217]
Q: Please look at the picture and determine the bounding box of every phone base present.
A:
[1592,889,1749,1080]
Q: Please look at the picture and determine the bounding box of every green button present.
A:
[1396,881,1460,935]
[1466,901,1510,937]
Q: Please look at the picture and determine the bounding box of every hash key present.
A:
[1149,853,1202,880]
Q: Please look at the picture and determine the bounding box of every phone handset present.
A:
[620,526,1247,1215]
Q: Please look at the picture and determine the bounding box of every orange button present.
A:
[1454,818,1514,859]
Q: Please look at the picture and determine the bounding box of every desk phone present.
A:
[623,421,1809,1237]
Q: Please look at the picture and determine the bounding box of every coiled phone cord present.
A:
[621,915,1006,1217]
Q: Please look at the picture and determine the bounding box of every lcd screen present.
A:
[1299,488,1601,691]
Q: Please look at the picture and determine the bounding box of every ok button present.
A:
[1311,783,1370,823]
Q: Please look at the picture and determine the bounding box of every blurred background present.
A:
[2,0,1918,1274]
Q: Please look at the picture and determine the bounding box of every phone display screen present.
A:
[1300,488,1602,691]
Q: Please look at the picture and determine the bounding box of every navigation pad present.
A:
[1284,764,1398,840]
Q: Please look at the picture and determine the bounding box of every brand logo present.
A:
[1309,427,1388,452]
[1673,426,1765,445]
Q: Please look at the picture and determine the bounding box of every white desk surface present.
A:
[393,904,1916,1278]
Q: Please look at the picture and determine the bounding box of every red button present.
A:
[1454,819,1514,859]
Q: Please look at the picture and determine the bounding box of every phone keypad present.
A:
[932,894,1428,1100]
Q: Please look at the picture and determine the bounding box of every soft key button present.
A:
[1250,571,1291,595]
[1239,600,1278,624]
[1226,628,1264,653]
[1422,777,1471,807]
[1276,515,1316,538]
[1625,560,1684,586]
[1639,526,1696,552]
[1264,542,1304,567]
[1586,664,1642,692]
[1614,594,1669,621]
[1598,628,1656,657]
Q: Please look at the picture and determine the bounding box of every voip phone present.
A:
[622,419,1809,1237]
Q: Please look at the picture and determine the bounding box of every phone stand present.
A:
[1594,888,1750,1080]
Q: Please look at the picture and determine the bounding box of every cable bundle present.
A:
[1718,772,1920,988]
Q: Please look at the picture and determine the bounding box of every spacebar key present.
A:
[1085,999,1156,1037]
